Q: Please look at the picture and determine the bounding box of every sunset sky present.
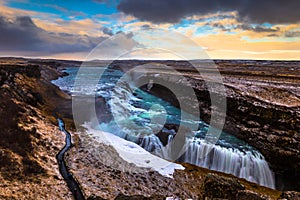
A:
[0,0,299,60]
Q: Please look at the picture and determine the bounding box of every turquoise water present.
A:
[52,66,275,188]
[52,67,256,152]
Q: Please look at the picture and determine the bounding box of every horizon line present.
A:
[1,56,300,62]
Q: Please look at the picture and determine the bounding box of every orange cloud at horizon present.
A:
[192,33,300,60]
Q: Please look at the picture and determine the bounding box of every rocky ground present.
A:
[0,57,75,199]
[0,58,299,199]
[66,128,287,200]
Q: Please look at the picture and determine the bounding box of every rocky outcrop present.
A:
[224,92,300,191]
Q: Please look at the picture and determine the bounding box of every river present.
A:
[52,66,275,189]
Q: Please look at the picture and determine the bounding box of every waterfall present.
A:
[140,135,275,189]
[52,67,276,189]
[139,135,166,157]
[106,80,276,189]
[181,138,275,188]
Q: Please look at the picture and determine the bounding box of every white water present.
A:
[140,135,275,188]
[52,67,276,189]
[184,138,274,188]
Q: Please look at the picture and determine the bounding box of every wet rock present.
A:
[203,173,245,200]
[61,71,69,77]
[155,124,178,145]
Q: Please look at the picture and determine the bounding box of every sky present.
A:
[0,0,299,60]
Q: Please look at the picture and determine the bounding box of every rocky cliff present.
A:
[0,57,75,199]
[127,60,300,191]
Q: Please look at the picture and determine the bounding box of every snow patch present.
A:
[83,122,184,178]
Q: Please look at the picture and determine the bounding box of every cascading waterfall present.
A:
[52,67,276,189]
[181,138,274,188]
[139,135,165,156]
[138,134,275,189]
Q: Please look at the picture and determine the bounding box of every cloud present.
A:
[35,18,109,37]
[117,0,300,24]
[141,24,151,29]
[237,24,279,33]
[93,0,118,7]
[44,4,86,18]
[0,15,107,55]
[267,34,279,37]
[0,1,58,21]
[84,31,144,60]
[101,26,114,36]
[192,33,300,60]
[285,31,300,38]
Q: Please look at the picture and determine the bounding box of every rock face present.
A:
[126,60,300,191]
